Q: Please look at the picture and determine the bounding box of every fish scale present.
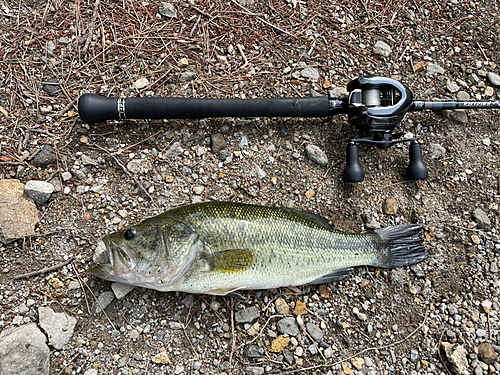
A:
[89,201,426,295]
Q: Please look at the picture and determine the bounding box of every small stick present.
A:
[13,257,75,280]
[111,129,163,155]
[228,297,236,375]
[82,0,101,56]
[72,263,91,315]
[237,44,248,69]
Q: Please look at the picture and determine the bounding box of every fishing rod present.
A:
[78,76,500,182]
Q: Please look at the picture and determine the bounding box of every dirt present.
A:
[0,0,499,374]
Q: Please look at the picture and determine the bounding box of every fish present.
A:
[89,201,426,295]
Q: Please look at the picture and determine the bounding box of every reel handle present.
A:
[406,141,428,180]
[343,143,365,182]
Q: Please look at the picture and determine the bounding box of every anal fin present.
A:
[309,267,353,284]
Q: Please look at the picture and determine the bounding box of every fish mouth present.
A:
[89,236,134,280]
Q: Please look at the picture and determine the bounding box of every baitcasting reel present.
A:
[343,76,427,182]
[78,76,500,182]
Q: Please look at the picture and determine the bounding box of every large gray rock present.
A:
[0,323,50,375]
[38,306,77,350]
[440,342,468,374]
[0,179,39,244]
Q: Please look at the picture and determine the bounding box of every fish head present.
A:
[89,216,199,288]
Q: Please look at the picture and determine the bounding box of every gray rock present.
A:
[456,91,470,101]
[0,323,50,375]
[306,323,323,341]
[210,133,227,154]
[308,344,318,354]
[182,294,194,308]
[243,345,264,358]
[61,172,72,182]
[473,208,491,231]
[235,306,260,323]
[93,240,109,264]
[133,77,149,90]
[487,72,500,87]
[373,40,392,57]
[0,179,39,244]
[179,71,195,83]
[283,350,294,364]
[80,154,98,166]
[95,291,114,313]
[301,67,320,82]
[32,145,57,167]
[430,143,446,159]
[42,78,61,97]
[38,306,77,350]
[166,142,184,158]
[111,283,136,299]
[440,342,468,374]
[305,144,328,166]
[126,159,146,174]
[24,180,54,205]
[276,317,300,336]
[410,349,418,362]
[427,64,445,75]
[245,366,264,375]
[254,165,267,180]
[324,346,334,358]
[328,87,349,99]
[447,80,460,93]
[159,2,177,18]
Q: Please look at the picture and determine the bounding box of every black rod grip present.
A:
[78,94,331,124]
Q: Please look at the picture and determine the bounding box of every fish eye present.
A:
[124,228,136,240]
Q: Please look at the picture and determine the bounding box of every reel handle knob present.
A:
[406,141,428,180]
[343,143,365,182]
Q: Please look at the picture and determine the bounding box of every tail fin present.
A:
[374,224,426,268]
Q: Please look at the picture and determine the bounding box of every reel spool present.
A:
[342,77,428,182]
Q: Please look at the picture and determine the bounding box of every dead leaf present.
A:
[293,300,308,315]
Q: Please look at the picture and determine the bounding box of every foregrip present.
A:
[79,94,332,124]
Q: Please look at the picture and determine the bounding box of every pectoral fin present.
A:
[203,249,254,274]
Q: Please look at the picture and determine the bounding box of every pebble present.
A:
[430,143,446,159]
[305,144,328,166]
[276,317,300,336]
[42,78,61,97]
[300,67,320,82]
[410,349,418,362]
[166,142,184,158]
[269,336,290,353]
[179,71,195,82]
[38,306,77,350]
[473,208,491,231]
[133,77,149,90]
[324,347,334,358]
[275,298,290,315]
[329,87,349,98]
[111,283,136,299]
[234,306,260,323]
[243,345,264,358]
[373,40,392,57]
[0,323,50,375]
[447,79,460,93]
[95,291,114,313]
[159,2,177,18]
[245,366,264,375]
[24,180,54,205]
[306,323,324,341]
[254,165,267,180]
[382,197,398,215]
[487,72,500,86]
[427,64,445,74]
[210,133,227,154]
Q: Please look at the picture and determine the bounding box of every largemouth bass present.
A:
[89,201,426,295]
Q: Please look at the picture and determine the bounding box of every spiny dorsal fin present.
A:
[203,249,254,274]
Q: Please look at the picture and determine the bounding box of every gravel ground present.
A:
[0,0,500,374]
